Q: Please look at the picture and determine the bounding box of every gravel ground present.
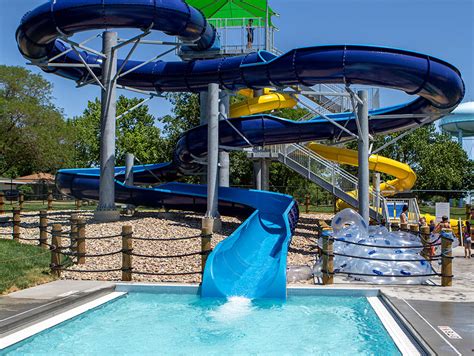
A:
[0,210,332,284]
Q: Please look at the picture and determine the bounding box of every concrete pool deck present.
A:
[0,247,472,354]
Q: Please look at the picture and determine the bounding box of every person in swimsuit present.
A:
[399,205,409,224]
[434,216,451,233]
[464,221,472,258]
[246,19,254,49]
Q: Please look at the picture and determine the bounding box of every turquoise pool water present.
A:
[3,293,401,355]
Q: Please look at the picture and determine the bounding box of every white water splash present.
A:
[209,296,253,322]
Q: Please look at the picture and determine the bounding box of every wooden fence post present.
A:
[70,213,79,257]
[39,210,48,249]
[390,222,400,231]
[121,225,133,281]
[441,229,453,287]
[420,226,431,258]
[47,191,53,211]
[322,233,334,285]
[19,193,24,211]
[75,199,82,210]
[201,218,213,273]
[13,209,21,242]
[409,224,419,235]
[0,192,4,215]
[77,217,86,265]
[51,224,62,277]
[305,194,310,214]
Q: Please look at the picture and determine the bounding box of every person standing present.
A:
[399,205,409,224]
[464,221,472,258]
[246,19,254,49]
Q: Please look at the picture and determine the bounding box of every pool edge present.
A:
[0,292,125,350]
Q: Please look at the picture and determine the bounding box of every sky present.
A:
[1,0,473,156]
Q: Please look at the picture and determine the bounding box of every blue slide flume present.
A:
[17,0,464,299]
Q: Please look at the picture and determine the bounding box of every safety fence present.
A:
[0,191,87,213]
[318,223,454,287]
[0,210,213,281]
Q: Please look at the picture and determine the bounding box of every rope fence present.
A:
[319,226,455,287]
[0,209,215,281]
[0,190,91,214]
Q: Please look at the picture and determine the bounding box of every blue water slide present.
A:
[17,0,464,299]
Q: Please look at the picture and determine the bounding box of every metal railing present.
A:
[270,143,387,221]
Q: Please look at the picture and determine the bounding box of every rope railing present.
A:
[2,208,215,281]
[319,228,455,286]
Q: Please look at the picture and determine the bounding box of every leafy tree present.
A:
[0,65,73,177]
[159,93,201,161]
[70,96,166,167]
[369,125,474,200]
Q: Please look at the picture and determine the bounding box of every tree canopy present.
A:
[370,125,474,199]
[70,96,166,167]
[0,65,73,177]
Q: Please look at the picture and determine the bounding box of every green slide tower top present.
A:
[186,0,277,28]
[182,0,278,58]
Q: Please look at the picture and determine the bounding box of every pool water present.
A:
[3,293,401,355]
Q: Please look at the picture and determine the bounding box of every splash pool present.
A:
[1,286,414,355]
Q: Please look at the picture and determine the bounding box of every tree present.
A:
[70,96,166,167]
[0,65,74,177]
[369,125,474,200]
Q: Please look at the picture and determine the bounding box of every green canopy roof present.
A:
[185,0,276,27]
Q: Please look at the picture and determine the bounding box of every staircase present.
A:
[269,143,387,221]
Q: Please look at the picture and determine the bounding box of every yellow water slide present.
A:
[309,143,464,235]
[229,88,297,118]
[229,89,464,234]
[308,143,417,197]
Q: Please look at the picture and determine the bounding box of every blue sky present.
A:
[1,0,473,156]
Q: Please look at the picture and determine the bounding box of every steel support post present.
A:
[218,91,230,187]
[252,89,270,190]
[95,31,120,222]
[374,173,381,222]
[261,158,270,191]
[199,91,209,184]
[254,160,262,190]
[205,83,220,220]
[125,153,134,186]
[199,91,209,125]
[357,90,370,224]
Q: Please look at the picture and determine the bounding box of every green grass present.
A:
[0,239,57,294]
[4,200,96,212]
[418,206,467,220]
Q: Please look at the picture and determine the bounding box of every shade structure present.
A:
[185,0,276,27]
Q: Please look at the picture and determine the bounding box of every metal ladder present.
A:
[270,143,388,221]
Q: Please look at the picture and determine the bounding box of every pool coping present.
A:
[0,283,428,355]
[0,292,125,350]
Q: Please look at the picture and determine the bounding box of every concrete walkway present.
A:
[0,280,114,337]
[312,246,474,355]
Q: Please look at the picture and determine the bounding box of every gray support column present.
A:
[261,158,270,191]
[199,91,208,125]
[357,90,370,224]
[95,31,119,222]
[373,173,381,222]
[125,153,134,186]
[218,91,230,187]
[199,92,209,184]
[254,160,262,190]
[206,83,220,219]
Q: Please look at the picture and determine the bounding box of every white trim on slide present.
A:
[0,292,125,350]
[367,296,421,356]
